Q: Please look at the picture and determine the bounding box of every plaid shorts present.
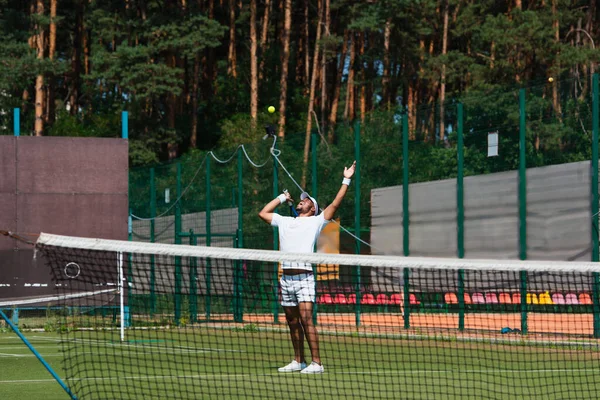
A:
[280,273,315,307]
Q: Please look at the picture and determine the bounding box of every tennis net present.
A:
[35,232,600,399]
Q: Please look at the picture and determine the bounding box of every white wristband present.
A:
[277,194,287,204]
[342,177,351,186]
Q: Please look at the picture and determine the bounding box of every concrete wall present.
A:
[370,161,594,293]
[0,137,129,300]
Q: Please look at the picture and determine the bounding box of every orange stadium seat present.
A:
[444,293,458,304]
[498,293,512,304]
[579,293,593,305]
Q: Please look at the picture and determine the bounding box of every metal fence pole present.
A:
[592,73,600,338]
[354,121,362,327]
[519,88,528,335]
[402,114,410,329]
[457,103,465,331]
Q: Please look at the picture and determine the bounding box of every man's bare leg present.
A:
[298,302,320,364]
[283,306,305,363]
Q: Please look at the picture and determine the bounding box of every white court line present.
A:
[2,368,600,385]
[30,335,242,354]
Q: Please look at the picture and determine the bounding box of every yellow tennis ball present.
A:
[548,77,554,83]
[268,106,275,113]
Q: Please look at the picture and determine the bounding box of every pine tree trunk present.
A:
[250,0,258,125]
[344,32,355,121]
[382,18,392,109]
[320,0,330,132]
[439,0,449,143]
[327,29,349,143]
[258,0,271,83]
[551,0,562,125]
[359,32,366,123]
[302,0,323,187]
[303,0,310,89]
[34,0,45,136]
[277,0,292,138]
[71,0,83,115]
[227,0,237,77]
[46,0,57,125]
[190,54,200,148]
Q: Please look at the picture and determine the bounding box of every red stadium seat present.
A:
[361,293,376,305]
[347,294,357,304]
[333,294,347,305]
[318,294,333,305]
[375,294,390,305]
[409,294,420,305]
[390,293,403,305]
[498,293,512,304]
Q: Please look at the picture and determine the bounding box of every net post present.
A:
[354,121,362,327]
[189,230,198,323]
[312,131,319,326]
[150,167,156,315]
[592,73,600,337]
[402,113,410,328]
[272,141,280,323]
[118,252,125,342]
[234,148,244,323]
[13,108,20,136]
[174,162,182,326]
[518,88,528,335]
[457,103,465,331]
[0,309,77,399]
[206,156,212,322]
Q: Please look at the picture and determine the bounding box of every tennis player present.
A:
[258,161,356,374]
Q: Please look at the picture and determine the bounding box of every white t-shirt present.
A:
[271,213,329,270]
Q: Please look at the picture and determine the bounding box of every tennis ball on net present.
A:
[268,106,276,113]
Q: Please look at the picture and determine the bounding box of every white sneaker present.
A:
[278,360,307,372]
[300,362,324,374]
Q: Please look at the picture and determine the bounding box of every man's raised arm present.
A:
[258,191,293,224]
[323,161,356,221]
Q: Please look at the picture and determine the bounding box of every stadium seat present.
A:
[498,293,512,304]
[565,293,579,305]
[551,293,566,305]
[347,294,357,304]
[444,293,458,304]
[333,294,347,305]
[485,293,499,304]
[464,293,472,304]
[579,293,593,305]
[390,293,403,305]
[375,294,390,305]
[409,294,420,305]
[361,293,376,305]
[526,293,539,305]
[538,292,553,305]
[472,293,485,304]
[318,294,333,305]
[512,293,521,304]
